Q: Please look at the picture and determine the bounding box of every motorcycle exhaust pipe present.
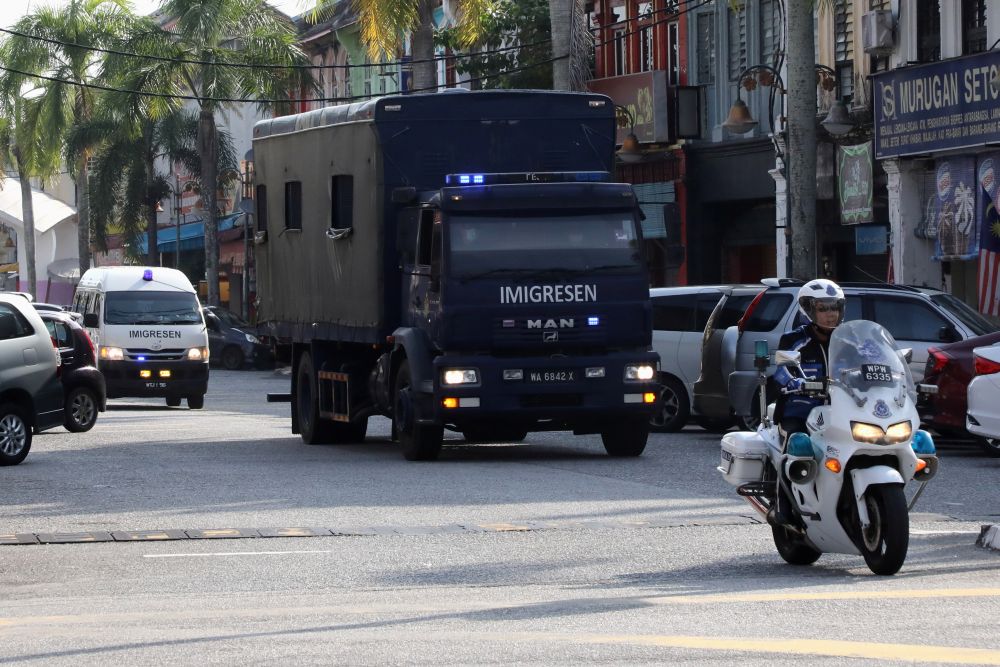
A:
[785,457,818,485]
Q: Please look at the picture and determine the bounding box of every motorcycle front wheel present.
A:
[857,484,909,576]
[771,525,821,565]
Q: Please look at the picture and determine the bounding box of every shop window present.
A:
[728,5,747,81]
[916,0,940,62]
[834,0,854,102]
[284,181,302,231]
[697,13,716,84]
[962,0,987,55]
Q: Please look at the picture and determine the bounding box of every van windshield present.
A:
[105,291,202,325]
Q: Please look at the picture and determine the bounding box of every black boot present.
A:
[766,487,795,527]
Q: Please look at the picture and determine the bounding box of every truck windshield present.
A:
[105,291,203,325]
[448,213,642,279]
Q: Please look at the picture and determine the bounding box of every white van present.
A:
[73,267,209,409]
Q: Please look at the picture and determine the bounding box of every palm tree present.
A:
[1,0,135,279]
[130,0,312,307]
[548,0,591,91]
[352,0,490,93]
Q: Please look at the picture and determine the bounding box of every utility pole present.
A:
[785,1,819,280]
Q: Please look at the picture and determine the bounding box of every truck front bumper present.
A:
[427,352,660,432]
[100,360,209,399]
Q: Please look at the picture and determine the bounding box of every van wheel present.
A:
[65,386,99,432]
[650,375,689,432]
[187,394,205,410]
[394,360,443,461]
[0,403,32,466]
[166,397,182,407]
[221,346,245,370]
[601,417,648,457]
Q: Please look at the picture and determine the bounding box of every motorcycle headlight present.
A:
[851,421,885,444]
[187,346,209,361]
[442,368,479,385]
[884,420,913,444]
[244,333,260,344]
[624,364,655,382]
[99,346,124,361]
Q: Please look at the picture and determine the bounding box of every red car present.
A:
[922,331,1000,439]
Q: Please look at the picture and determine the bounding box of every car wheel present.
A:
[649,375,689,433]
[65,386,99,432]
[166,397,182,407]
[737,391,762,431]
[187,394,205,410]
[978,436,1000,458]
[0,403,32,466]
[695,416,733,433]
[221,346,245,371]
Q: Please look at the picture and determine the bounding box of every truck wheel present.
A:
[462,427,528,443]
[394,360,442,461]
[0,403,32,466]
[166,397,182,408]
[601,417,648,457]
[221,346,245,371]
[297,352,335,445]
[65,386,99,432]
[650,375,689,432]
[187,394,205,410]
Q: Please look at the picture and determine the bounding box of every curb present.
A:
[976,524,1000,551]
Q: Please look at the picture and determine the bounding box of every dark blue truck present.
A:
[253,90,660,460]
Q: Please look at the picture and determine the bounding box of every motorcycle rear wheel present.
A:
[858,484,909,576]
[771,525,821,565]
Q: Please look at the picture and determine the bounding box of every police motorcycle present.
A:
[718,320,940,576]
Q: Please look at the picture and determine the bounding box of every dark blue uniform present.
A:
[773,324,829,426]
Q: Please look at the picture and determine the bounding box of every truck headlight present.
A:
[245,333,260,344]
[99,346,124,361]
[624,364,655,382]
[187,346,209,361]
[443,368,479,385]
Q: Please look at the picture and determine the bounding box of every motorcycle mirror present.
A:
[898,347,913,364]
[774,350,801,367]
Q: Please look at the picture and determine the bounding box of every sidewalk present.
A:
[977,524,1000,551]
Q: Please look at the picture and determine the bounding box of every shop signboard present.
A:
[855,225,887,255]
[587,71,670,144]
[873,51,1000,159]
[838,142,874,224]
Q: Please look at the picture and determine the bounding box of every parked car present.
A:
[691,285,764,431]
[37,311,106,432]
[0,294,64,465]
[920,331,1000,440]
[967,343,1000,457]
[720,279,998,430]
[32,302,83,324]
[203,306,273,370]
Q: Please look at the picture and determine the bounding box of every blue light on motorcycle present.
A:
[754,340,769,361]
[787,432,814,458]
[911,429,936,455]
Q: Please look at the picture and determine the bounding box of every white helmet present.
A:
[797,279,845,329]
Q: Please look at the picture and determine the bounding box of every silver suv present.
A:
[0,294,64,465]
[723,280,998,429]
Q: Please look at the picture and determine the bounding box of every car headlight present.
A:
[851,421,885,444]
[884,420,913,444]
[443,368,479,385]
[99,346,124,361]
[245,333,260,344]
[187,346,209,361]
[624,364,655,382]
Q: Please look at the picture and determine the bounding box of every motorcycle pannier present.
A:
[719,432,769,486]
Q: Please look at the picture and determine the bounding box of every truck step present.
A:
[267,393,292,403]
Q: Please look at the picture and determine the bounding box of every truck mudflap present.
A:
[428,352,660,431]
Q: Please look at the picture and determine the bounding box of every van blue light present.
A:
[137,356,146,362]
[142,269,153,281]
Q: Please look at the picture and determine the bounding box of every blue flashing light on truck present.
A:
[252,89,660,460]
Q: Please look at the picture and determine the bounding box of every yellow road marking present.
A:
[645,587,1000,605]
[478,522,531,532]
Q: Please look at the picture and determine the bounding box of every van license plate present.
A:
[145,382,167,388]
[528,370,576,383]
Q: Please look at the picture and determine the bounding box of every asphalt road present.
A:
[1,369,998,665]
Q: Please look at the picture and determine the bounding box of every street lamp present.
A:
[820,99,856,137]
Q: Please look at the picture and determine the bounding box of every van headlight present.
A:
[187,346,209,361]
[442,368,479,385]
[624,364,655,382]
[99,346,124,361]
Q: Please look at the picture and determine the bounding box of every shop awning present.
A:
[135,213,245,253]
[0,179,77,233]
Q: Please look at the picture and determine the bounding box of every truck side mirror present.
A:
[83,313,99,328]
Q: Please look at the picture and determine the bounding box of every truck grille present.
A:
[492,317,605,346]
[125,348,186,361]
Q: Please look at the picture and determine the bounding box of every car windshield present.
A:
[448,212,642,279]
[105,291,202,325]
[930,293,997,336]
[829,320,914,400]
[210,308,249,328]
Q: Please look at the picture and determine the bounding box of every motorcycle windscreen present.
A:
[829,320,916,404]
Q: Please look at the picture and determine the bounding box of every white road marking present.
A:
[143,549,336,558]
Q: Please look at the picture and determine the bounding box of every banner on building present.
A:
[855,225,887,255]
[978,155,1000,316]
[837,142,874,224]
[932,157,979,261]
